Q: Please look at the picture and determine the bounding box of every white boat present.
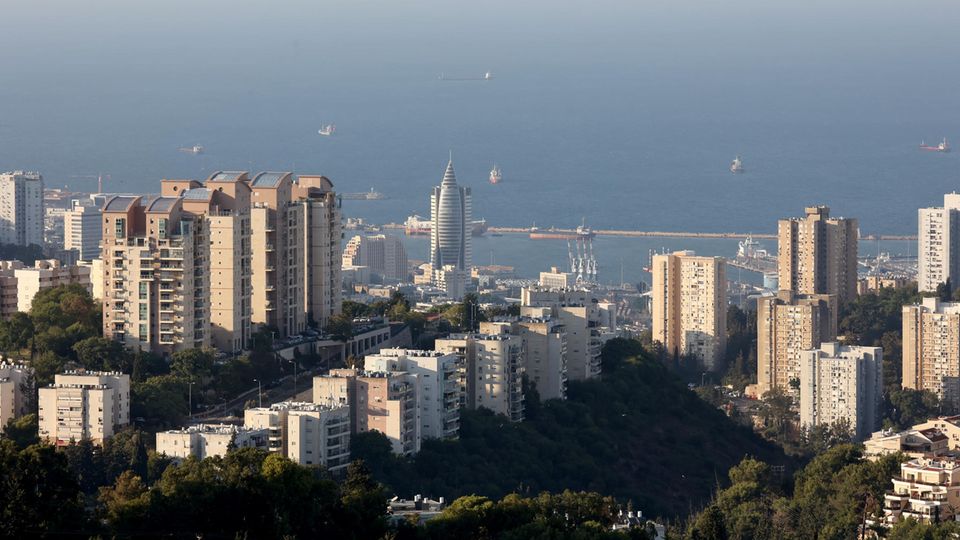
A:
[179,144,204,155]
[730,155,744,173]
[489,164,502,184]
[318,124,336,136]
[737,234,767,258]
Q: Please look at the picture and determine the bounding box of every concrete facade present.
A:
[38,371,130,446]
[777,206,858,305]
[903,297,960,408]
[799,342,882,441]
[0,171,43,247]
[156,424,268,459]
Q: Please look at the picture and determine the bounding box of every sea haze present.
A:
[0,0,958,235]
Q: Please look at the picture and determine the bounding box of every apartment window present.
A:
[158,218,167,239]
[139,283,148,300]
[115,218,126,238]
[139,324,147,338]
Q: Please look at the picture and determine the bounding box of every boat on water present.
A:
[920,138,950,153]
[179,144,204,155]
[438,71,494,81]
[530,223,595,240]
[489,164,502,184]
[730,155,744,173]
[737,234,768,259]
[318,124,336,136]
[404,214,487,236]
[341,188,385,200]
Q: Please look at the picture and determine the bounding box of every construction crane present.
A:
[69,173,110,193]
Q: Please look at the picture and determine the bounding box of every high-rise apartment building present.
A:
[313,368,420,455]
[435,333,525,422]
[38,371,130,446]
[778,206,858,305]
[161,172,252,353]
[293,175,342,329]
[343,234,408,282]
[918,194,960,293]
[650,251,727,370]
[0,362,32,428]
[156,424,268,459]
[799,342,882,441]
[364,349,460,440]
[756,290,837,397]
[429,160,471,280]
[0,171,44,247]
[64,198,104,261]
[903,297,960,408]
[515,318,568,400]
[244,401,351,471]
[101,196,210,354]
[520,287,607,380]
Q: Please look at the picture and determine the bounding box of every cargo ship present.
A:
[341,188,386,200]
[489,164,502,184]
[318,124,336,136]
[530,224,595,240]
[730,155,744,173]
[179,144,204,155]
[920,138,950,153]
[404,215,488,236]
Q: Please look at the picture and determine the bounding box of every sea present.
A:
[0,0,956,284]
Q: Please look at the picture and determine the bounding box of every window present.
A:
[115,218,126,238]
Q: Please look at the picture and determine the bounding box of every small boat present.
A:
[730,155,744,173]
[318,124,336,136]
[489,164,502,184]
[179,144,204,155]
[920,138,950,153]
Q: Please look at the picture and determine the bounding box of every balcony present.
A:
[265,244,275,252]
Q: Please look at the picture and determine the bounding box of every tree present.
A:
[170,348,215,380]
[1,413,38,448]
[73,336,129,372]
[132,375,188,429]
[0,312,34,356]
[886,388,942,430]
[340,460,388,539]
[0,439,86,536]
[97,471,149,532]
[325,314,355,339]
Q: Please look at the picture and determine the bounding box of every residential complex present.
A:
[884,456,960,525]
[293,175,343,330]
[156,424,268,459]
[0,362,32,428]
[314,368,420,455]
[914,416,960,451]
[798,342,882,441]
[244,401,351,472]
[521,286,608,380]
[650,251,727,370]
[864,428,949,461]
[101,196,210,354]
[435,332,525,422]
[756,291,837,397]
[515,317,568,400]
[429,160,472,291]
[64,197,105,261]
[38,371,130,446]
[343,234,408,282]
[918,193,960,293]
[903,297,960,408]
[0,171,44,247]
[777,206,858,305]
[0,259,92,317]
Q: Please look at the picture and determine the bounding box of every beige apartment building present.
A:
[480,317,568,401]
[903,297,960,408]
[156,424,268,460]
[0,362,32,428]
[293,175,342,330]
[101,196,210,354]
[863,428,949,461]
[0,259,92,317]
[650,251,727,370]
[314,368,420,455]
[914,416,960,451]
[756,290,837,397]
[799,342,882,441]
[521,286,606,380]
[244,401,351,471]
[778,206,858,305]
[161,172,253,353]
[38,371,130,446]
[884,456,960,525]
[435,333,525,422]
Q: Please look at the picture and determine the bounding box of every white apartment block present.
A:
[539,267,574,290]
[650,251,727,370]
[799,342,882,441]
[343,234,408,282]
[13,259,92,312]
[156,424,268,460]
[0,362,32,428]
[433,265,467,301]
[918,193,960,293]
[64,198,104,261]
[38,371,130,446]
[884,456,960,525]
[244,401,351,472]
[0,171,44,247]
[435,333,525,422]
[364,348,460,440]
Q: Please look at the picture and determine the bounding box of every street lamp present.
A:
[288,359,298,393]
[701,372,706,388]
[188,379,196,418]
[253,378,262,408]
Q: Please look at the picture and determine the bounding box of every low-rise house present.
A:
[156,424,268,459]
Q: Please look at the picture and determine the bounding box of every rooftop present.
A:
[162,423,264,435]
[208,171,247,183]
[182,187,213,201]
[103,195,141,213]
[252,171,290,188]
[146,196,180,213]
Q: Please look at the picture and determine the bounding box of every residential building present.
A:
[64,198,104,261]
[863,428,949,461]
[244,401,351,472]
[650,251,727,370]
[429,160,471,281]
[858,275,912,296]
[293,175,342,329]
[364,349,460,440]
[156,424,268,459]
[756,290,837,397]
[0,362,32,428]
[778,206,858,305]
[435,333,525,422]
[914,416,960,451]
[903,297,960,408]
[161,172,252,353]
[343,234,408,282]
[101,196,210,354]
[38,371,130,446]
[521,287,608,380]
[433,264,467,300]
[516,318,568,400]
[798,342,882,441]
[79,258,104,300]
[0,171,44,247]
[13,259,92,312]
[918,193,960,293]
[539,267,574,290]
[313,368,420,455]
[884,456,960,525]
